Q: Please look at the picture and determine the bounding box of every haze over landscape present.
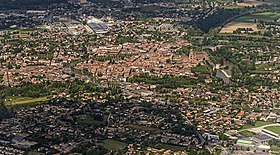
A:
[0,0,280,154]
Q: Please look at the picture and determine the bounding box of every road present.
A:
[180,112,205,145]
[103,112,111,136]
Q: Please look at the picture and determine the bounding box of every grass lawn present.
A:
[101,139,127,151]
[191,65,211,74]
[239,121,274,130]
[239,130,256,137]
[271,145,280,152]
[5,96,50,106]
[125,124,163,134]
[264,126,280,135]
[155,143,187,151]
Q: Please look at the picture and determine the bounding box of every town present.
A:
[0,0,280,154]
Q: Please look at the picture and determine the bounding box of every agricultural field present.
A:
[220,12,280,33]
[5,96,50,107]
[220,22,258,33]
[234,12,280,23]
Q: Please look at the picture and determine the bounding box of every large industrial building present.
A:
[86,18,108,34]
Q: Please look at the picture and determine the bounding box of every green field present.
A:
[77,115,108,126]
[222,0,280,8]
[101,139,127,151]
[264,126,280,135]
[239,121,274,130]
[234,12,280,23]
[251,63,280,74]
[239,130,256,137]
[214,0,233,2]
[125,124,163,134]
[5,96,50,106]
[262,0,280,4]
[155,143,187,151]
[217,33,272,39]
[27,152,45,155]
[224,4,243,9]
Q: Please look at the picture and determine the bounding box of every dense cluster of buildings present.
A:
[0,99,201,154]
[0,19,207,86]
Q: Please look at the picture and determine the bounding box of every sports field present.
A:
[264,126,280,135]
[101,139,127,151]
